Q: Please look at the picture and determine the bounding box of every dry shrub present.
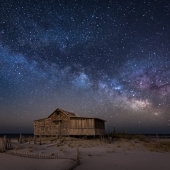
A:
[117,143,122,148]
[67,142,72,147]
[59,147,63,151]
[60,138,65,143]
[63,137,78,142]
[70,145,74,148]
[145,141,170,152]
[40,136,57,142]
[129,141,135,148]
[107,148,115,153]
[15,144,21,150]
[28,146,33,152]
[113,134,147,142]
[59,146,66,153]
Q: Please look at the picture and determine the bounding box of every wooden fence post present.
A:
[3,136,7,151]
[34,136,36,144]
[76,147,80,165]
[19,134,22,144]
[40,135,41,145]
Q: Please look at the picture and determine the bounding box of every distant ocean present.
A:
[144,134,170,139]
[0,133,170,138]
[0,134,34,139]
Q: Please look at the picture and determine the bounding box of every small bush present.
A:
[15,144,21,150]
[28,146,33,152]
[107,148,115,153]
[146,141,170,152]
[88,153,92,156]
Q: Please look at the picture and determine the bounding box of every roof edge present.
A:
[70,116,106,122]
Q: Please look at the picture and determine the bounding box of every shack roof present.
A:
[48,108,77,118]
[34,108,106,122]
[70,116,106,122]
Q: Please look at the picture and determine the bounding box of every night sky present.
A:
[0,0,170,134]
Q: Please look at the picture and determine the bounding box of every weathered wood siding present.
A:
[34,110,70,136]
[70,118,94,129]
[69,129,95,135]
[95,129,105,135]
[94,119,105,129]
[69,118,105,136]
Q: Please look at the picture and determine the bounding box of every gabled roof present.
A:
[48,108,77,118]
[70,116,106,122]
[34,118,48,122]
[34,108,106,122]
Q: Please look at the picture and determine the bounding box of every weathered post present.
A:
[109,136,112,144]
[3,135,7,151]
[9,139,12,149]
[34,136,36,144]
[40,135,42,145]
[19,134,22,144]
[76,147,80,165]
[8,139,10,149]
[6,139,9,149]
[113,125,115,136]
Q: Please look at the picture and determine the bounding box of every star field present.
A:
[0,0,170,133]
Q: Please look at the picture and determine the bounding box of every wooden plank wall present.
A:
[69,118,105,135]
[69,129,95,136]
[95,119,105,129]
[70,119,94,129]
[95,129,105,135]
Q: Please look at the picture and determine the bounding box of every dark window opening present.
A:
[53,120,62,125]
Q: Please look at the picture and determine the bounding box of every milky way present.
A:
[0,0,170,133]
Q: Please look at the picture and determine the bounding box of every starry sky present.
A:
[0,0,170,134]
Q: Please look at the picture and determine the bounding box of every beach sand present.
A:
[76,149,170,170]
[0,153,73,170]
[1,136,170,170]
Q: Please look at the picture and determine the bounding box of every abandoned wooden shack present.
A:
[34,108,105,137]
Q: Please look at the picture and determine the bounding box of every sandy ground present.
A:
[76,149,170,170]
[0,153,73,170]
[1,137,170,170]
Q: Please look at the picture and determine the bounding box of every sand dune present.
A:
[1,136,170,170]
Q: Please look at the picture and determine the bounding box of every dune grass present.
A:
[143,141,170,152]
[27,146,33,152]
[29,134,170,153]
